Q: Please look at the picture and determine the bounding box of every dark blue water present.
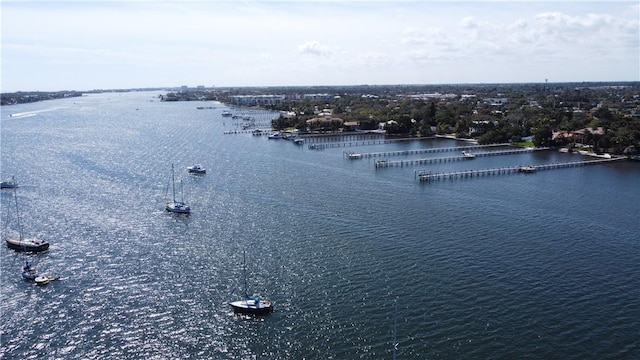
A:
[1,91,639,359]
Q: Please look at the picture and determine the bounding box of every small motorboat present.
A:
[518,165,537,173]
[35,276,58,286]
[187,164,206,174]
[462,151,475,159]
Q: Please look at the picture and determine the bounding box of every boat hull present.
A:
[5,237,50,252]
[166,202,191,214]
[187,165,206,174]
[229,299,274,315]
[1,182,17,189]
[22,270,38,281]
[35,276,55,285]
[518,166,536,173]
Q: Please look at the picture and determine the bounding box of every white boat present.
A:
[268,132,281,139]
[518,165,537,173]
[229,252,274,315]
[166,164,191,214]
[221,110,232,117]
[348,153,362,160]
[4,178,50,253]
[462,151,475,159]
[187,164,206,174]
[35,275,58,286]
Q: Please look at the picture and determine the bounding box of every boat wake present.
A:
[8,107,68,118]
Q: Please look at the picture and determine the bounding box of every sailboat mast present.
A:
[171,164,177,203]
[393,297,398,360]
[12,177,24,241]
[243,251,248,298]
[180,179,185,203]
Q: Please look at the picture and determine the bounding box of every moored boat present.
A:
[229,251,274,316]
[166,164,191,214]
[22,261,38,281]
[229,296,274,315]
[462,151,475,159]
[187,164,206,174]
[518,165,537,173]
[6,236,50,252]
[35,275,58,286]
[4,178,50,253]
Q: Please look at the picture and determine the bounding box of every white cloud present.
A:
[460,16,479,29]
[298,41,332,57]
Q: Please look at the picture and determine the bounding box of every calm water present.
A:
[1,91,639,359]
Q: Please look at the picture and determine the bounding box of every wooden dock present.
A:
[415,157,626,182]
[373,147,548,168]
[346,143,511,159]
[307,136,433,150]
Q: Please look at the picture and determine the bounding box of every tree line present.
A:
[264,83,640,155]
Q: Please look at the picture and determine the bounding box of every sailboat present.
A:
[229,251,274,315]
[4,177,50,253]
[22,260,38,281]
[1,176,18,189]
[165,164,191,214]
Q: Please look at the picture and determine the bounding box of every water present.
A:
[1,91,639,359]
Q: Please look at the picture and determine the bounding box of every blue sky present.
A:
[1,0,638,92]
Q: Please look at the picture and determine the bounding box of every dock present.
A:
[373,147,547,168]
[307,135,433,150]
[415,157,626,182]
[346,143,511,159]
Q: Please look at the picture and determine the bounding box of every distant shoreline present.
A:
[1,91,83,106]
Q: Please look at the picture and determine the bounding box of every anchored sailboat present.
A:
[4,177,50,253]
[229,251,274,315]
[166,164,191,214]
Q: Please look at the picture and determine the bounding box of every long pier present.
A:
[346,143,509,159]
[307,136,434,150]
[373,147,549,168]
[415,157,626,182]
[224,129,272,135]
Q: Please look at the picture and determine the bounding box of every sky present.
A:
[1,0,639,92]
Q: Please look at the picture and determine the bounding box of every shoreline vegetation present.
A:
[1,90,84,105]
[2,82,639,157]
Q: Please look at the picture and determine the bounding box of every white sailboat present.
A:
[166,164,191,214]
[229,251,274,315]
[4,177,50,253]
